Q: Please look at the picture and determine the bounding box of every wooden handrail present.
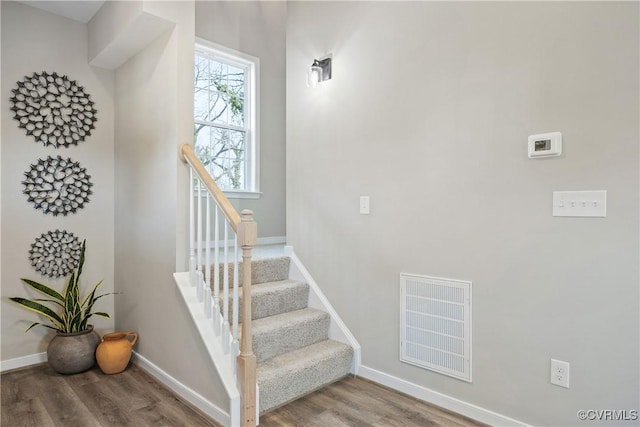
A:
[180,143,241,231]
[180,143,257,427]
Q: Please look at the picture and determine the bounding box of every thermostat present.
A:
[528,132,562,158]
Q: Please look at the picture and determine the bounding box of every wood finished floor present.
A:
[2,365,486,427]
[260,376,487,427]
[1,363,215,427]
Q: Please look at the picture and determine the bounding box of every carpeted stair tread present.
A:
[247,280,309,320]
[251,308,330,363]
[219,280,309,321]
[257,339,353,413]
[212,256,290,287]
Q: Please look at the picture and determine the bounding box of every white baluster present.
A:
[204,194,211,316]
[231,338,238,374]
[232,235,239,349]
[232,338,239,375]
[204,287,212,318]
[213,206,221,336]
[189,170,196,287]
[222,221,230,354]
[196,179,203,301]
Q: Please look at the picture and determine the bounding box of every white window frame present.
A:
[195,38,260,198]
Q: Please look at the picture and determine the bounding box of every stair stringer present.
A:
[284,246,361,375]
[173,272,241,427]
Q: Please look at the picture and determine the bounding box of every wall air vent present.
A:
[400,273,472,382]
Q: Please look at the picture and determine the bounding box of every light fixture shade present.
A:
[306,57,332,88]
[306,64,322,88]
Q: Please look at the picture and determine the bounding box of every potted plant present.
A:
[10,240,113,374]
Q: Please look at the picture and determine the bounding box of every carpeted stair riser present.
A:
[210,256,290,288]
[218,280,309,321]
[251,308,330,363]
[257,340,353,413]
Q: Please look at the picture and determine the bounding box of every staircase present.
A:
[179,144,359,425]
[217,256,354,413]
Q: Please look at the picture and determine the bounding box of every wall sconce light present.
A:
[306,57,332,88]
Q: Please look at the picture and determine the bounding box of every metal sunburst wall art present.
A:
[9,71,98,148]
[22,156,93,216]
[29,230,82,278]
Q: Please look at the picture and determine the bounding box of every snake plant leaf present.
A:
[80,291,117,330]
[80,281,101,329]
[84,312,110,320]
[81,280,104,309]
[64,272,75,305]
[32,298,64,308]
[9,297,64,328]
[68,309,83,330]
[76,240,86,280]
[60,311,73,332]
[64,271,80,315]
[80,312,110,329]
[24,322,59,333]
[19,278,64,301]
[87,292,118,306]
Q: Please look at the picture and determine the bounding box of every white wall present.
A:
[286,2,639,426]
[1,1,115,360]
[113,0,229,411]
[195,1,286,239]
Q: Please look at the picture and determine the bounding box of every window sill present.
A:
[223,191,262,200]
[196,189,262,200]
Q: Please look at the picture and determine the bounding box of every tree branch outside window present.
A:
[194,53,248,190]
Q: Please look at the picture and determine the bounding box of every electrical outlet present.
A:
[550,359,570,388]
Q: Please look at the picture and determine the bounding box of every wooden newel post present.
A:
[237,209,257,427]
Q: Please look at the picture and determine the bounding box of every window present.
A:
[194,41,259,195]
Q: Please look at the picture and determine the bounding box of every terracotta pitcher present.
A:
[96,331,138,374]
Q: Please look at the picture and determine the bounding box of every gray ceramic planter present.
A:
[47,325,100,374]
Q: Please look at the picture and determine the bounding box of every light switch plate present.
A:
[359,196,370,214]
[553,191,606,217]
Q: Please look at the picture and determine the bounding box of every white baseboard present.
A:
[358,365,530,427]
[0,352,47,372]
[133,351,230,426]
